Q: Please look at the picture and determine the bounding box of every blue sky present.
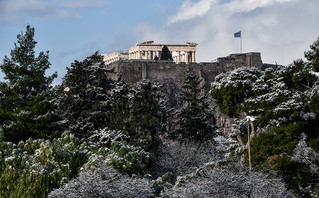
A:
[1,0,319,85]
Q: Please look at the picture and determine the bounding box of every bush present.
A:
[0,132,90,198]
[48,165,154,198]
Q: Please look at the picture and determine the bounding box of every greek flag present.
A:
[234,31,241,38]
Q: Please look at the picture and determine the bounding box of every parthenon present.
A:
[102,41,198,65]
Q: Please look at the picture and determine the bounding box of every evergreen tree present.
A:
[0,25,63,142]
[211,37,319,195]
[58,52,114,137]
[128,80,167,150]
[305,36,319,71]
[109,79,131,131]
[175,68,213,140]
[160,45,173,61]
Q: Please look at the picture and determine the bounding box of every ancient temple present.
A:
[102,41,198,65]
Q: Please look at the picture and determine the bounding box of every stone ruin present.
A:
[102,41,198,65]
[103,42,275,133]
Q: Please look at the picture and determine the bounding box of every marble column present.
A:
[152,51,156,59]
[192,51,195,63]
[185,52,189,64]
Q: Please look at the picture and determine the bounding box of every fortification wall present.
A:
[107,52,263,93]
[107,52,263,133]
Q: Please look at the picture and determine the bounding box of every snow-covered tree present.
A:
[58,52,115,137]
[0,25,63,142]
[0,132,90,197]
[109,79,132,131]
[175,68,214,140]
[161,161,293,198]
[48,163,154,198]
[128,80,167,151]
[211,67,262,118]
[153,138,225,177]
[211,36,319,196]
[305,36,319,71]
[84,128,150,177]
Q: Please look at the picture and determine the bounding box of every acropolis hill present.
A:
[102,41,269,94]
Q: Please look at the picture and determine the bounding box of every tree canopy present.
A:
[160,45,173,61]
[58,52,115,138]
[128,80,167,150]
[211,36,319,196]
[0,25,63,142]
[175,68,214,140]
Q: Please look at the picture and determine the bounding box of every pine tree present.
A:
[160,45,173,61]
[175,68,213,140]
[109,79,132,131]
[0,25,63,142]
[128,80,167,150]
[58,52,115,138]
[305,36,319,71]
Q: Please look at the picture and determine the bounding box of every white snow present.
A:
[246,116,255,122]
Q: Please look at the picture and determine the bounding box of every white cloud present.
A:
[168,0,216,24]
[135,0,319,65]
[0,0,79,24]
[227,0,295,13]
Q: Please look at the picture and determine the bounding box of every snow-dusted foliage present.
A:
[225,120,245,158]
[211,60,319,130]
[211,67,261,118]
[175,68,215,140]
[58,52,115,138]
[0,25,63,142]
[109,79,132,131]
[0,127,150,197]
[211,37,319,197]
[153,138,226,177]
[84,128,150,176]
[128,80,168,151]
[304,36,319,71]
[161,161,292,198]
[48,164,154,198]
[0,132,90,197]
[292,133,319,174]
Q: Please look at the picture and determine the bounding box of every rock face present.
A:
[106,52,265,133]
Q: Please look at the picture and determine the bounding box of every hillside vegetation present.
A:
[0,25,318,197]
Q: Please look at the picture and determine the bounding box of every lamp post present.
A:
[246,116,255,171]
[246,116,255,198]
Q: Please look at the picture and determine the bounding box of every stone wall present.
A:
[106,52,263,134]
[107,52,263,93]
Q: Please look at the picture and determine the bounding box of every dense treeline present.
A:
[0,25,318,197]
[0,26,217,197]
[211,36,319,196]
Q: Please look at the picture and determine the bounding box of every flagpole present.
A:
[240,28,242,53]
[234,30,242,53]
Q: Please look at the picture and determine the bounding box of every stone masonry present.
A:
[106,52,263,93]
[106,52,263,134]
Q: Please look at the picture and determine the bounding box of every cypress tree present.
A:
[109,79,132,131]
[175,68,213,140]
[128,80,167,150]
[0,25,63,142]
[160,45,173,61]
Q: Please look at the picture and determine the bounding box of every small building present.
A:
[102,51,129,65]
